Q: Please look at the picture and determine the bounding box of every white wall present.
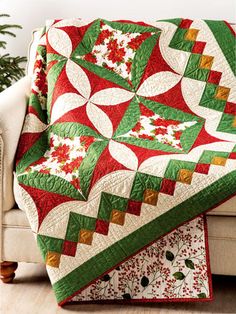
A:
[1,0,236,57]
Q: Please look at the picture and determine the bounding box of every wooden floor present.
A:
[0,263,236,314]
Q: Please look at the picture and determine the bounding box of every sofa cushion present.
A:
[0,77,31,211]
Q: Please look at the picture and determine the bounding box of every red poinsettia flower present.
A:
[35,70,47,95]
[152,118,179,128]
[139,103,154,117]
[125,61,132,73]
[80,136,95,151]
[154,128,168,136]
[84,52,97,64]
[107,39,119,51]
[138,134,155,140]
[34,58,43,71]
[174,130,182,140]
[51,144,70,162]
[107,47,126,63]
[39,168,50,174]
[128,33,151,50]
[49,137,54,148]
[96,29,113,45]
[62,157,83,174]
[70,177,80,189]
[132,121,142,132]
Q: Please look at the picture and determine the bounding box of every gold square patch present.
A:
[143,189,159,206]
[46,251,61,268]
[233,116,236,127]
[211,156,227,166]
[79,229,94,245]
[185,28,199,41]
[177,169,193,185]
[110,210,126,225]
[199,55,214,70]
[215,86,230,101]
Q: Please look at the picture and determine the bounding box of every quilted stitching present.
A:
[15,18,236,304]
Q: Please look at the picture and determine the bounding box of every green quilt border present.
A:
[205,20,236,76]
[53,170,236,303]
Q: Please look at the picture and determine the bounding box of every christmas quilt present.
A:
[15,18,236,305]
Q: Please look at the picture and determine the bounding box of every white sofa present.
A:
[0,75,236,283]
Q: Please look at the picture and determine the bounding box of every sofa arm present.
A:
[0,76,31,212]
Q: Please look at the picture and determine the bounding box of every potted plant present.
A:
[0,14,27,92]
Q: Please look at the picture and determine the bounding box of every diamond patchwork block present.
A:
[211,156,227,166]
[177,169,194,185]
[143,189,159,205]
[110,210,126,225]
[130,172,162,202]
[215,86,230,101]
[199,55,214,70]
[62,241,77,257]
[126,200,142,216]
[185,28,199,41]
[79,229,94,245]
[46,251,61,268]
[95,219,110,235]
[160,178,176,195]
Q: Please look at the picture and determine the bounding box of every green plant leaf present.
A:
[197,292,207,298]
[141,276,149,287]
[185,259,195,270]
[166,250,175,261]
[173,272,185,280]
[122,293,131,299]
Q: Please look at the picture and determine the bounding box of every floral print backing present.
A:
[71,215,212,302]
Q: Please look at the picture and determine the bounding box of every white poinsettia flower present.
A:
[137,71,181,97]
[108,140,138,170]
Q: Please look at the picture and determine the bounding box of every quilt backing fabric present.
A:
[15,18,236,305]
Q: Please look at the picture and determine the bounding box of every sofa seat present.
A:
[2,198,236,275]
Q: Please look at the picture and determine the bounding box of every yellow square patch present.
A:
[211,156,227,166]
[177,169,193,185]
[233,116,236,127]
[46,251,61,268]
[79,229,94,245]
[199,55,214,70]
[143,189,159,206]
[215,86,230,101]
[185,28,199,41]
[110,210,126,225]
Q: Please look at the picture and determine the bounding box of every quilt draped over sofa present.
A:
[15,18,236,305]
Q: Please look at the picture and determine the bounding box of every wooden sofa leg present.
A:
[0,261,18,283]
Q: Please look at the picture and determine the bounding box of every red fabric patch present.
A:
[62,241,77,257]
[179,19,193,29]
[95,220,110,235]
[126,200,142,216]
[195,163,210,174]
[160,178,176,195]
[16,133,42,164]
[229,152,236,159]
[19,185,75,228]
[224,102,236,115]
[207,70,222,85]
[192,41,206,54]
